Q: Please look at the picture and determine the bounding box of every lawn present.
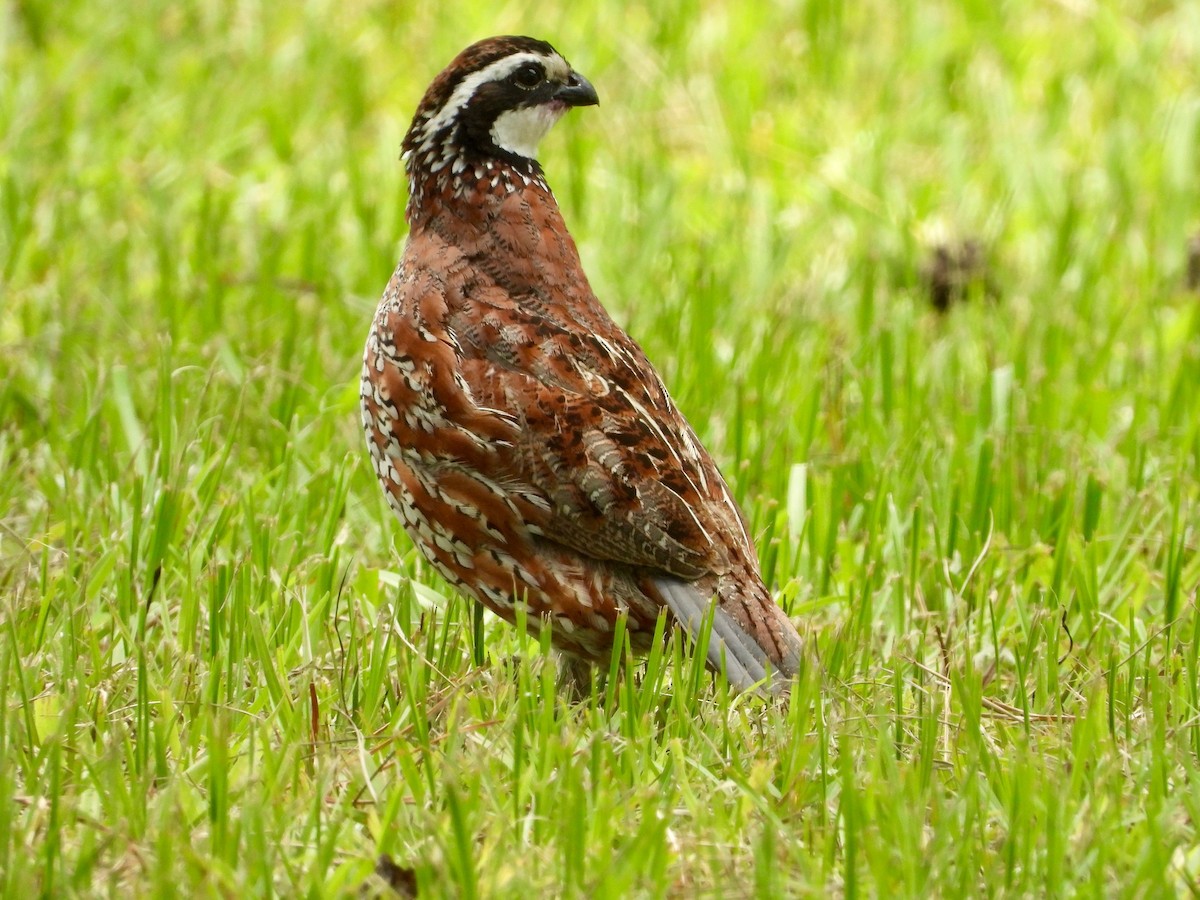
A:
[2,0,1199,895]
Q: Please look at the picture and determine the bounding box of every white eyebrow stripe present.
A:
[417,52,565,152]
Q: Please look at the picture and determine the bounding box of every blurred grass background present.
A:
[2,0,1200,895]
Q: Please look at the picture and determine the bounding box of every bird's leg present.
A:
[555,652,598,702]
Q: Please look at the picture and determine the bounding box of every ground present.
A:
[2,0,1199,895]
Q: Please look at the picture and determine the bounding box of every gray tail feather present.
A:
[652,576,781,694]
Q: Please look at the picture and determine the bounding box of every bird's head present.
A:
[402,36,599,184]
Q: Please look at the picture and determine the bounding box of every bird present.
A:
[360,35,802,692]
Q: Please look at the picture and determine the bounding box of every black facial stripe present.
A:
[453,76,562,152]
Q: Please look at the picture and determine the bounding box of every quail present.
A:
[361,36,802,691]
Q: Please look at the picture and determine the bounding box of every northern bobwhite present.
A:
[361,36,802,692]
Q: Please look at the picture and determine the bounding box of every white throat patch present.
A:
[490,104,566,159]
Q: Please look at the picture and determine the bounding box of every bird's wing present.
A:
[452,295,787,691]
[451,288,750,582]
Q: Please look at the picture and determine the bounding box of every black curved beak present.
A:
[556,71,599,107]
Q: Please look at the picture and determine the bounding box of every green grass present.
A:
[3,0,1200,894]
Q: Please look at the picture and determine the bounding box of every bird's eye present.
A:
[513,64,543,90]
